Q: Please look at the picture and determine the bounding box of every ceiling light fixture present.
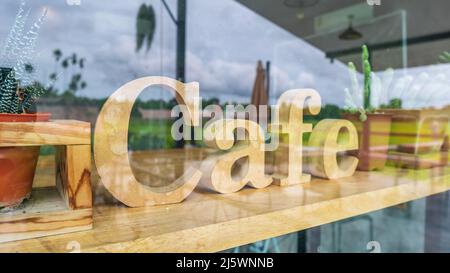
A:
[339,15,363,40]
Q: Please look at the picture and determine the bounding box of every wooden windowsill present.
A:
[0,161,448,252]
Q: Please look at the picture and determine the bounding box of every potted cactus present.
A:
[0,70,50,210]
[0,1,49,209]
[342,45,392,171]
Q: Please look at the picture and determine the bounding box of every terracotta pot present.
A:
[0,112,51,122]
[0,113,50,208]
[342,113,392,171]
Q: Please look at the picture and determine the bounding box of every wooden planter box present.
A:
[382,108,449,169]
[0,120,92,243]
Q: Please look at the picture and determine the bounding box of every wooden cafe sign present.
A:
[94,76,359,207]
[1,75,365,243]
[4,75,446,243]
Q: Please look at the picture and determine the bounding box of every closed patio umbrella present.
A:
[251,60,269,121]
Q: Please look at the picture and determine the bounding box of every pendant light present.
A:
[339,15,363,40]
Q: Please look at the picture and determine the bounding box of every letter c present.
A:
[94,76,201,207]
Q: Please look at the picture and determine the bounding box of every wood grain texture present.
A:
[0,120,92,243]
[0,147,448,252]
[56,145,92,209]
[388,151,448,169]
[94,77,201,207]
[308,119,359,179]
[0,120,90,146]
[0,188,92,243]
[33,155,56,188]
[272,89,321,186]
[201,119,272,193]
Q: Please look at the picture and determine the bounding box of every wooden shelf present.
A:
[0,120,90,147]
[0,159,448,252]
[0,188,92,243]
[0,119,92,243]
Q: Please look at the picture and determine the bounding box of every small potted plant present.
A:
[0,68,50,209]
[342,45,392,171]
[0,2,49,209]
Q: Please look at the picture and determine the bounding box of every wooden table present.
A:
[0,148,449,252]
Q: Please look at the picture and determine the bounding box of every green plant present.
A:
[0,70,47,114]
[343,45,372,121]
[438,51,450,63]
[362,45,371,110]
[0,1,47,114]
[344,44,401,121]
[380,98,402,109]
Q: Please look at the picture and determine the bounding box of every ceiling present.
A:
[236,0,450,71]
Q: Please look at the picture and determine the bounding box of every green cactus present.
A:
[0,1,47,114]
[344,44,374,122]
[362,45,372,110]
[439,51,450,63]
[0,68,18,113]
